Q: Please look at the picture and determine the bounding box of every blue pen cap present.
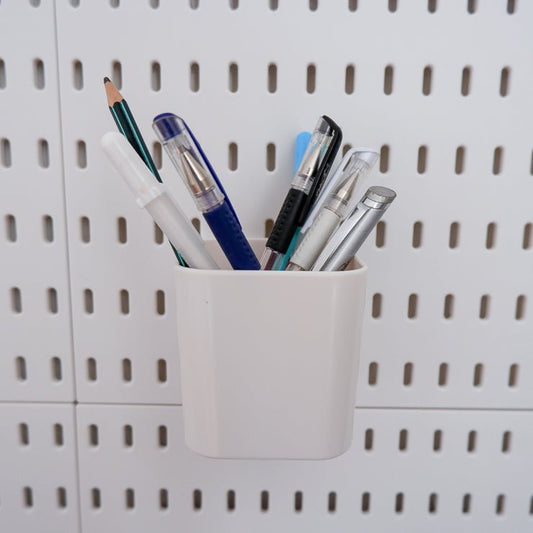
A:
[153,113,185,142]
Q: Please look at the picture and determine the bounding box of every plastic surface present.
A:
[101,131,216,269]
[266,188,308,253]
[289,207,341,271]
[176,239,367,459]
[203,203,260,270]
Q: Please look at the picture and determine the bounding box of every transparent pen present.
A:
[260,116,337,270]
[153,113,260,270]
[286,149,379,271]
[311,186,397,272]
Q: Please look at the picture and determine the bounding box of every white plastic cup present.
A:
[175,239,367,459]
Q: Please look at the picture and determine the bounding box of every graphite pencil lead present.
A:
[104,78,123,107]
[103,76,110,83]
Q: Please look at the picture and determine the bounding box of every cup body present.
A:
[176,240,367,459]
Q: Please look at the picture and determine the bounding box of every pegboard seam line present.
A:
[52,0,83,529]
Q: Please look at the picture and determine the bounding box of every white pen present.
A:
[101,131,218,270]
[286,149,379,271]
[299,148,378,236]
[311,186,396,272]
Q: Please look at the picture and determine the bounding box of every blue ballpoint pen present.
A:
[153,113,260,271]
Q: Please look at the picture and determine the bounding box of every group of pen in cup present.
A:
[101,78,397,272]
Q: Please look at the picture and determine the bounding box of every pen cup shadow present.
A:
[175,239,367,460]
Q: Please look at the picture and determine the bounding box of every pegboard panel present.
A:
[0,0,74,401]
[0,404,80,533]
[76,404,533,533]
[51,0,533,406]
[2,1,533,531]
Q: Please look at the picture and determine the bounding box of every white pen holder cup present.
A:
[175,239,367,460]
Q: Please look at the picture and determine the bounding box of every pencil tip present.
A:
[103,76,111,83]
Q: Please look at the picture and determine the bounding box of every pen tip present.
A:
[103,76,111,84]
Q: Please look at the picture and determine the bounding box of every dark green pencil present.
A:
[104,77,187,266]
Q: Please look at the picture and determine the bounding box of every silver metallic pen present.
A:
[311,186,397,272]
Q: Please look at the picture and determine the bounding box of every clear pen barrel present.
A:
[290,117,333,193]
[153,114,225,213]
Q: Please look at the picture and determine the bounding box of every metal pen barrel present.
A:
[312,186,396,272]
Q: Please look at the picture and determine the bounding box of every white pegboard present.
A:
[76,405,533,533]
[0,404,80,533]
[1,0,533,531]
[51,0,533,407]
[0,0,74,402]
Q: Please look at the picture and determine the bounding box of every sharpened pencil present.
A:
[103,77,187,266]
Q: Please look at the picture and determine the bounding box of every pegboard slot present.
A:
[449,222,460,248]
[11,287,22,313]
[508,364,519,387]
[193,489,202,511]
[502,430,511,453]
[496,494,505,514]
[375,221,385,247]
[76,140,87,169]
[422,66,432,95]
[89,424,99,446]
[368,363,378,385]
[433,429,442,451]
[328,492,337,513]
[438,363,448,387]
[23,487,33,508]
[33,59,45,90]
[122,359,132,382]
[125,488,134,509]
[294,491,302,513]
[379,145,389,172]
[266,143,276,171]
[1,138,12,167]
[267,63,277,93]
[417,146,427,173]
[159,488,168,509]
[0,58,5,89]
[462,493,471,513]
[111,61,122,90]
[51,357,62,381]
[395,493,404,514]
[345,64,355,94]
[500,67,510,97]
[473,363,483,387]
[43,215,54,242]
[461,66,471,96]
[15,356,27,381]
[428,493,437,513]
[57,487,67,508]
[38,139,50,168]
[54,423,64,446]
[5,214,17,242]
[87,358,97,381]
[157,359,167,383]
[383,65,393,95]
[306,64,316,94]
[361,492,370,513]
[229,63,238,93]
[151,61,161,91]
[19,423,29,446]
[91,488,101,509]
[455,146,465,174]
[190,62,199,92]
